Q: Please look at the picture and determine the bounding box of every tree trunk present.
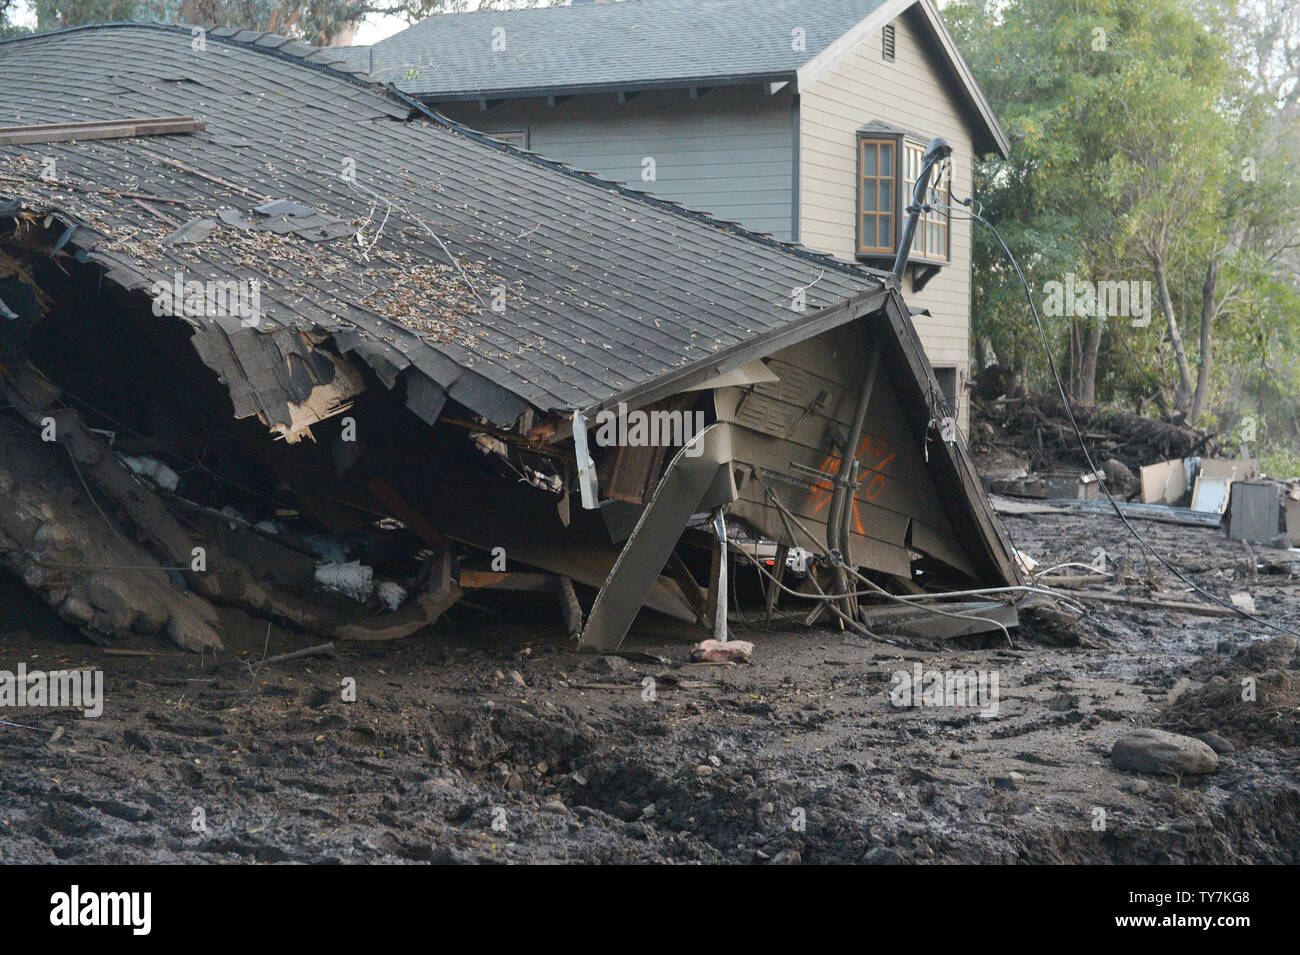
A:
[1151,250,1195,415]
[1188,258,1219,428]
[1078,320,1102,405]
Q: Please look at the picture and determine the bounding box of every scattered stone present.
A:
[1101,458,1139,497]
[541,799,568,815]
[992,771,1025,791]
[588,655,629,674]
[1110,728,1219,776]
[1197,731,1235,755]
[509,670,526,688]
[771,848,801,865]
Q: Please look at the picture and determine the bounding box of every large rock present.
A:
[1111,728,1219,776]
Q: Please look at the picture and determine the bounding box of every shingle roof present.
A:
[351,0,888,97]
[0,23,879,428]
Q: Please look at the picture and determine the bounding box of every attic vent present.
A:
[883,24,896,62]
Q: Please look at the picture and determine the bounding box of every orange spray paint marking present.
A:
[805,434,894,535]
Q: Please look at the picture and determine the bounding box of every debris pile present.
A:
[974,396,1300,549]
[971,393,1216,476]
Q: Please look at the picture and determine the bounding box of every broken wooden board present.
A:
[0,116,205,145]
[581,423,735,651]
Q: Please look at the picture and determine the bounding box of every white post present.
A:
[712,507,728,644]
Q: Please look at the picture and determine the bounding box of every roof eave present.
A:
[795,0,1009,160]
[914,0,1010,158]
[412,72,799,105]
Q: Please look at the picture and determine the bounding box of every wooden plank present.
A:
[766,543,789,615]
[1060,591,1239,617]
[458,570,554,591]
[0,116,205,145]
[581,423,733,650]
[556,576,583,637]
[867,600,1019,640]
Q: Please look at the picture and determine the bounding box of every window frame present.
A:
[855,134,899,257]
[855,129,951,267]
[487,127,530,150]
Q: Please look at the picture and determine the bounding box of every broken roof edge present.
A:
[574,285,893,424]
[0,201,533,431]
[875,286,1023,586]
[0,21,886,290]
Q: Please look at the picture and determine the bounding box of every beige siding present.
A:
[798,8,978,421]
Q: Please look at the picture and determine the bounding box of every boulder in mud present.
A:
[1111,728,1218,776]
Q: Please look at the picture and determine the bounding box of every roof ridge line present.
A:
[0,20,880,284]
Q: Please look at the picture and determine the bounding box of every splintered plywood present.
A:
[269,350,366,443]
[719,321,975,580]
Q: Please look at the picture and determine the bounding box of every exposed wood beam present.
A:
[0,116,205,146]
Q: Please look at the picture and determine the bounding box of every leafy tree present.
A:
[950,0,1300,449]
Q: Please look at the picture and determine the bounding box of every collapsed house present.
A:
[0,23,1020,655]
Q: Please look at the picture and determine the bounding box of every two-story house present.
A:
[344,0,1009,426]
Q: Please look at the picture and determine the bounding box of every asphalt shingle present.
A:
[345,0,888,98]
[0,23,879,427]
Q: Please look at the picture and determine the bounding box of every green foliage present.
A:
[1260,448,1300,480]
[950,0,1300,454]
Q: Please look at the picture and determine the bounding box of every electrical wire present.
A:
[747,469,1019,645]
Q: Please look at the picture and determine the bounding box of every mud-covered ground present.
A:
[1,508,1298,864]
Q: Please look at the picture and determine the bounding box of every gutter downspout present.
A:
[892,137,951,281]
